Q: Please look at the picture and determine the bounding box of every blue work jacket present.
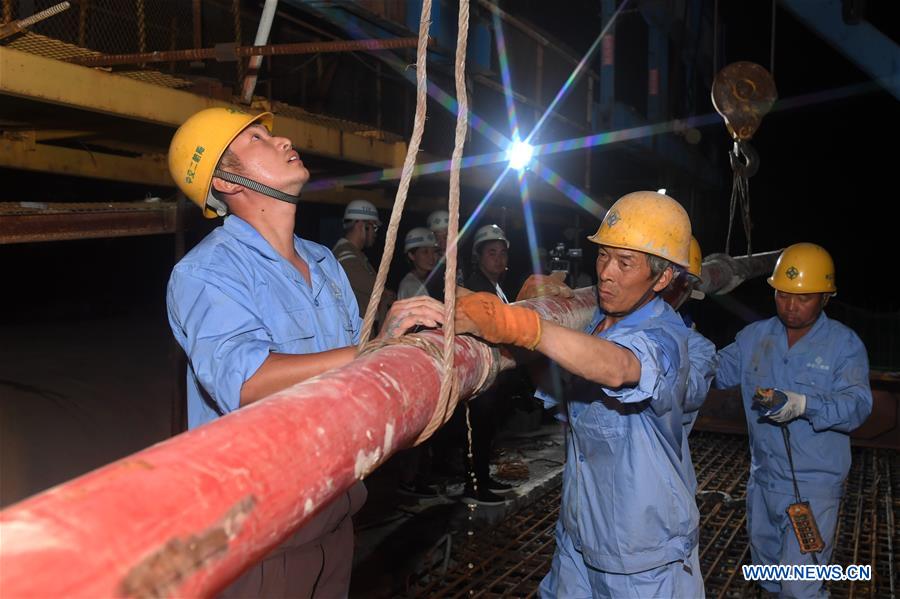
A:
[715,313,872,498]
[167,216,362,429]
[539,297,700,574]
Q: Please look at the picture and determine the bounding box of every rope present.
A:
[433,0,470,444]
[357,335,498,398]
[725,167,752,256]
[725,142,754,256]
[357,333,499,445]
[358,0,472,448]
[358,0,432,349]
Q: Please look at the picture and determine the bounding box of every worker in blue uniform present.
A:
[166,107,444,598]
[454,191,705,598]
[714,242,872,598]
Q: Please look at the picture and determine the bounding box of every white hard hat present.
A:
[404,227,438,252]
[427,210,450,231]
[344,199,381,224]
[472,224,509,257]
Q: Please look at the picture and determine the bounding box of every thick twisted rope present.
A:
[358,0,432,349]
[358,0,471,447]
[425,0,470,444]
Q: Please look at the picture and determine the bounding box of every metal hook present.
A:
[729,140,760,178]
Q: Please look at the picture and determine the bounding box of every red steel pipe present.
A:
[0,288,597,598]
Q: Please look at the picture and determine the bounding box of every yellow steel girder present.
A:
[0,136,394,209]
[0,135,169,185]
[0,46,406,170]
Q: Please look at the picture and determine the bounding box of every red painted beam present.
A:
[0,288,597,598]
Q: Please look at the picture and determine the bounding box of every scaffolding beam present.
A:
[0,202,179,244]
[0,46,407,170]
[0,135,169,185]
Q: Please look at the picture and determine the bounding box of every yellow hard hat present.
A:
[168,107,274,218]
[768,242,836,293]
[688,236,702,279]
[587,191,692,268]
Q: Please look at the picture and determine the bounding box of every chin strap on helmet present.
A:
[214,169,302,206]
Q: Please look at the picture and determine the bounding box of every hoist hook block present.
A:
[729,140,760,178]
[712,62,777,142]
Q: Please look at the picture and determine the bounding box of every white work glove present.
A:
[767,390,806,423]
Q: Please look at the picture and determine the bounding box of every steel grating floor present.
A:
[408,432,899,598]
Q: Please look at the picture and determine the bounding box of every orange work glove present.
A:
[455,292,542,350]
[515,272,574,302]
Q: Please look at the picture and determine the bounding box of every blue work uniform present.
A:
[537,297,704,599]
[682,326,717,494]
[167,215,362,428]
[715,313,872,598]
[167,215,365,598]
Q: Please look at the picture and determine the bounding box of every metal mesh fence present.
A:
[2,1,407,135]
[3,0,246,84]
[6,1,193,56]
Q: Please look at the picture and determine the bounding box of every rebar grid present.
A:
[410,489,561,598]
[409,433,898,598]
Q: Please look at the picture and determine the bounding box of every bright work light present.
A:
[507,139,534,171]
